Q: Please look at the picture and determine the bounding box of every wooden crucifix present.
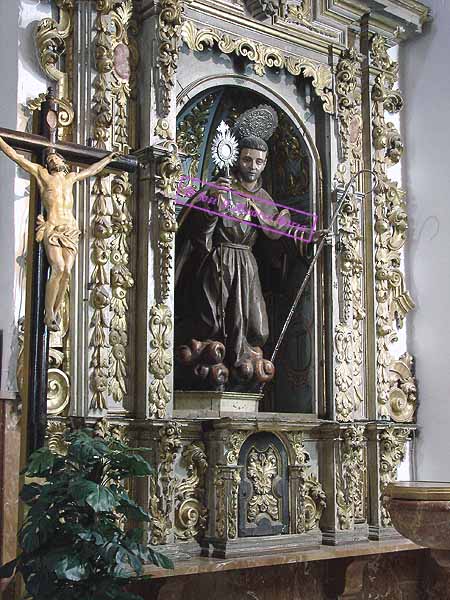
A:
[0,88,138,456]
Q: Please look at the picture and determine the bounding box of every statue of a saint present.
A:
[0,136,118,331]
[175,105,315,392]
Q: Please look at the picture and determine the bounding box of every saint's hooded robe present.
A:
[175,173,308,370]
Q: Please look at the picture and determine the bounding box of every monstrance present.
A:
[211,120,239,174]
[211,121,239,208]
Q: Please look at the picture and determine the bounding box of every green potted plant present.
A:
[0,427,172,599]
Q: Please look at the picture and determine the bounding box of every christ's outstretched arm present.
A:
[72,150,119,182]
[0,135,41,178]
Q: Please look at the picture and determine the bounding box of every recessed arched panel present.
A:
[175,81,325,414]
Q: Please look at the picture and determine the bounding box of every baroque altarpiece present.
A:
[25,0,428,559]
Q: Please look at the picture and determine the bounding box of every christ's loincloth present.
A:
[35,214,81,255]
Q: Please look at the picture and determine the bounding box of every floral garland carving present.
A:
[334,48,365,422]
[371,35,415,419]
[147,146,181,419]
[156,149,181,302]
[158,0,184,117]
[181,20,334,114]
[110,174,134,405]
[89,175,112,411]
[89,1,114,411]
[228,469,241,539]
[148,304,173,418]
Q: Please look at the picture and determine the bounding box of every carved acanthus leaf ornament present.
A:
[175,442,208,540]
[388,353,416,423]
[35,0,73,109]
[214,466,241,540]
[177,94,216,178]
[47,420,70,456]
[286,433,326,532]
[226,431,248,465]
[286,0,312,22]
[337,425,366,529]
[380,427,410,527]
[247,446,280,522]
[149,423,182,545]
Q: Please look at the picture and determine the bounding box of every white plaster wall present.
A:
[400,0,450,480]
[0,0,20,393]
[0,0,50,393]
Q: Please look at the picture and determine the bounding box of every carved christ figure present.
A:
[175,105,316,392]
[0,136,118,331]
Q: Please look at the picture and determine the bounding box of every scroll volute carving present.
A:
[35,0,73,101]
[388,353,417,423]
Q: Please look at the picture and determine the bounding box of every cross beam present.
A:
[0,127,139,172]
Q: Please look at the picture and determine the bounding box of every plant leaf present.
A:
[69,479,118,512]
[68,431,108,465]
[20,512,55,553]
[25,448,57,477]
[52,555,89,581]
[86,485,119,512]
[0,558,17,578]
[76,529,106,545]
[20,482,42,504]
[109,453,153,477]
[147,548,174,570]
[116,499,151,522]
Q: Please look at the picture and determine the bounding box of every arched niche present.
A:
[174,79,330,416]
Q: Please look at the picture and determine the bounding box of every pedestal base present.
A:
[322,523,370,546]
[174,391,262,417]
[203,531,321,559]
